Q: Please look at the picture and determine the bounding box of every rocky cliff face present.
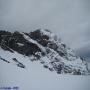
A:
[0,29,90,75]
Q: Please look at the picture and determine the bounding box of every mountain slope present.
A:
[0,29,90,75]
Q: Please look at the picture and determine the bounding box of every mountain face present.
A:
[0,29,90,75]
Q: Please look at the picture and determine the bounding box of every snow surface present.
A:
[0,46,90,90]
[0,59,90,90]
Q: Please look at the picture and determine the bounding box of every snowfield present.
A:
[0,60,90,90]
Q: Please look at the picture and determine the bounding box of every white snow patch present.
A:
[17,43,24,46]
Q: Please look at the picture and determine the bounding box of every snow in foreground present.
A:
[0,59,90,90]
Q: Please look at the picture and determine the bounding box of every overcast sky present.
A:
[0,0,90,61]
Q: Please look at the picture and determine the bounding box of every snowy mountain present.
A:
[0,29,90,75]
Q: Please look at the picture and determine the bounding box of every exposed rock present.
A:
[0,29,90,75]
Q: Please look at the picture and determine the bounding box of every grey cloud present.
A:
[75,43,90,61]
[0,0,90,60]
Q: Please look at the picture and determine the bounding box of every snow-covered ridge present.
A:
[0,29,90,75]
